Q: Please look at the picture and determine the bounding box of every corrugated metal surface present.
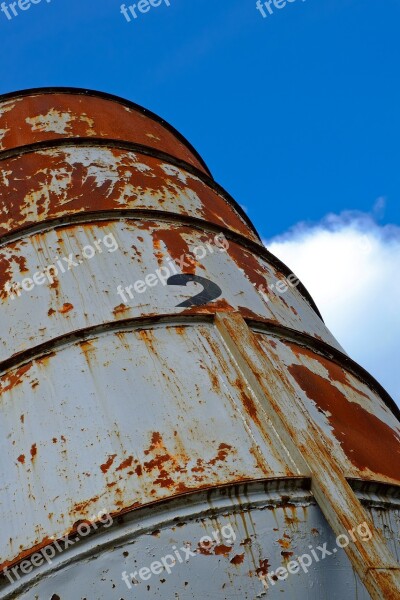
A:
[0,89,399,599]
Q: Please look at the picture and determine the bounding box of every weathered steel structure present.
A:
[0,88,399,599]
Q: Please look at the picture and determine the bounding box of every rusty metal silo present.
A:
[0,88,399,600]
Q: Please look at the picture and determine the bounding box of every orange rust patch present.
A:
[73,495,100,512]
[214,544,233,556]
[197,542,214,555]
[144,432,163,455]
[58,302,74,314]
[208,443,233,466]
[256,558,270,577]
[289,343,369,399]
[230,553,245,565]
[240,538,252,546]
[228,243,267,290]
[113,303,129,315]
[151,228,193,273]
[277,536,291,549]
[116,456,134,471]
[17,454,25,464]
[1,364,32,393]
[30,443,37,459]
[235,377,260,425]
[37,351,56,365]
[0,94,207,172]
[100,454,117,474]
[288,362,400,482]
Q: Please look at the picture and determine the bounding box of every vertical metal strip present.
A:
[214,311,400,600]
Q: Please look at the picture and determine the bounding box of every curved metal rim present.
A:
[0,137,261,246]
[248,319,400,423]
[0,477,311,590]
[0,86,213,178]
[0,194,323,321]
[0,314,398,423]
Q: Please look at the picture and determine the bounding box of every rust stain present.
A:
[116,456,134,471]
[58,302,74,314]
[288,360,400,482]
[208,443,233,466]
[0,147,254,240]
[73,495,100,513]
[100,454,117,474]
[290,343,369,399]
[1,364,32,393]
[256,558,270,578]
[198,542,214,556]
[214,544,233,556]
[240,537,252,546]
[144,432,163,455]
[235,377,260,426]
[0,93,207,172]
[151,228,194,273]
[17,454,25,464]
[230,553,245,565]
[113,303,129,316]
[30,444,37,460]
[228,242,268,291]
[277,535,291,550]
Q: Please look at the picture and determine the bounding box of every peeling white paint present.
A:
[0,169,12,187]
[26,109,73,134]
[161,163,189,184]
[0,98,22,118]
[0,128,9,149]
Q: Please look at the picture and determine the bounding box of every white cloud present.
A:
[266,206,400,405]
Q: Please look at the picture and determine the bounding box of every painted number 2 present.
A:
[167,274,222,308]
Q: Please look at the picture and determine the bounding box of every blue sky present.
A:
[0,0,398,400]
[0,0,399,238]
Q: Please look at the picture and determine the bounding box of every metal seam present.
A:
[0,137,259,243]
[247,320,400,422]
[0,313,397,423]
[0,86,212,178]
[0,209,323,320]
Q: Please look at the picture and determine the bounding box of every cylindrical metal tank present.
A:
[0,88,399,600]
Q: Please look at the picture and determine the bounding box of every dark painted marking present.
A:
[167,274,222,308]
